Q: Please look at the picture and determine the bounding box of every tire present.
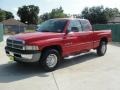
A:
[97,41,107,56]
[40,49,61,71]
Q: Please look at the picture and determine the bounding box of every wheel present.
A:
[97,41,107,56]
[40,49,61,71]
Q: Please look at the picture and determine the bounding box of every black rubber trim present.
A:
[5,46,40,54]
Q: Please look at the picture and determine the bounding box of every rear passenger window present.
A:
[80,20,92,31]
[67,20,82,32]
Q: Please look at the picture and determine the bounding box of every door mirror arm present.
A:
[65,30,70,35]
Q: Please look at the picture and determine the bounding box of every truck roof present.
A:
[49,18,88,21]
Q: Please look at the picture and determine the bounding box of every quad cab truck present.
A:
[5,18,112,71]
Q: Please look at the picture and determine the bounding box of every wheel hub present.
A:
[101,43,106,53]
[46,54,58,68]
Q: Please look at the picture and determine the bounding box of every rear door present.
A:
[79,20,93,50]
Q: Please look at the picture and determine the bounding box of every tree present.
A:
[50,7,66,19]
[4,11,14,19]
[0,9,6,22]
[39,7,67,23]
[104,8,120,20]
[72,14,81,18]
[0,9,14,22]
[81,6,107,24]
[81,6,120,24]
[17,5,39,24]
[39,13,50,23]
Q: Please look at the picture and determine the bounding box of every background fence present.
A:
[4,24,37,34]
[0,23,3,42]
[93,24,120,42]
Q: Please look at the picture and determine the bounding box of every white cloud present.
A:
[46,0,58,3]
[10,8,19,20]
[12,8,18,12]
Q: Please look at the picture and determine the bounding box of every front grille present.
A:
[7,39,24,50]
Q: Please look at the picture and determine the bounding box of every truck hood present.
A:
[11,32,64,44]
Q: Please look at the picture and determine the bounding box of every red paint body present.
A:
[13,19,112,57]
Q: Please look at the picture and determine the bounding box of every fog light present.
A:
[24,46,39,50]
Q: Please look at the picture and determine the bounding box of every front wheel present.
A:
[40,49,61,71]
[97,41,107,56]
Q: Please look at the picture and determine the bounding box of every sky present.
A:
[0,0,120,19]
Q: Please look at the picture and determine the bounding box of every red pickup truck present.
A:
[5,18,111,71]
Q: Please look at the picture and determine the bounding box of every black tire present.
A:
[40,49,61,71]
[97,41,107,56]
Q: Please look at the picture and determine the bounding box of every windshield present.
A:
[37,19,67,33]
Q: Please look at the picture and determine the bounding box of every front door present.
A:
[63,20,83,55]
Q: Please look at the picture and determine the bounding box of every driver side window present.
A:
[67,20,82,32]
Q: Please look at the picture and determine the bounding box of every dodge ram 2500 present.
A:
[5,18,112,71]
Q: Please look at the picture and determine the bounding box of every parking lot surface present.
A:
[0,36,120,90]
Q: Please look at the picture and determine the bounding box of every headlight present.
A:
[24,45,39,50]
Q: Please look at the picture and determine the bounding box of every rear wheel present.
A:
[97,41,107,56]
[40,49,61,71]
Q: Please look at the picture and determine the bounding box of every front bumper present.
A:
[5,47,41,62]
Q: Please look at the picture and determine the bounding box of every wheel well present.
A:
[41,45,63,55]
[100,37,108,44]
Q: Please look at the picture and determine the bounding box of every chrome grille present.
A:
[7,39,24,50]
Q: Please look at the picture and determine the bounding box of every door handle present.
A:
[69,35,75,37]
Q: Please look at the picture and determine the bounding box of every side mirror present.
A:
[65,29,70,34]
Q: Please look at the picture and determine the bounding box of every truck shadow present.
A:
[0,51,98,83]
[0,63,49,83]
[59,52,98,69]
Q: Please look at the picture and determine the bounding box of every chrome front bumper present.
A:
[5,47,41,62]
